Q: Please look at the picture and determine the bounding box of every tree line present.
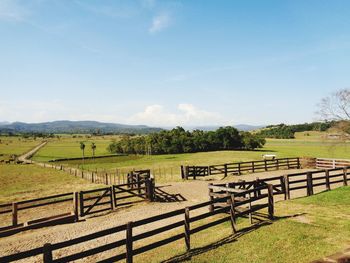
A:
[108,126,266,155]
[256,122,333,139]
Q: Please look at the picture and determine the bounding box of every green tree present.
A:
[80,142,86,165]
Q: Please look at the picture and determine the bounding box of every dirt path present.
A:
[18,141,47,163]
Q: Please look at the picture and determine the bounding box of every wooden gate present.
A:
[79,187,113,217]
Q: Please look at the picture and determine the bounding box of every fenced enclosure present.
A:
[0,176,155,235]
[182,157,301,179]
[316,158,350,169]
[0,185,274,263]
[209,167,349,201]
[0,192,78,237]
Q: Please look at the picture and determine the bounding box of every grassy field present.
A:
[28,131,350,183]
[32,135,120,162]
[0,136,42,161]
[0,164,103,203]
[134,187,350,263]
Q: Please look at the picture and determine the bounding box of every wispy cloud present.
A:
[149,13,171,34]
[128,104,225,126]
[0,0,29,22]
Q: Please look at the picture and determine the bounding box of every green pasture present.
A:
[0,136,41,160]
[32,131,350,183]
[135,187,350,263]
[32,135,121,162]
[0,164,103,203]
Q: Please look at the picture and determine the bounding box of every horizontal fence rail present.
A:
[316,158,350,169]
[182,157,301,179]
[0,185,274,263]
[0,176,155,236]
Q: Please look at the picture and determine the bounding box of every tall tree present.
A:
[91,142,96,160]
[318,89,350,135]
[80,142,86,165]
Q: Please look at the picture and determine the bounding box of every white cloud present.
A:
[149,13,171,34]
[128,104,225,126]
[0,0,28,22]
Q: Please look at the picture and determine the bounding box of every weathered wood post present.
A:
[224,164,228,177]
[43,243,53,263]
[306,172,313,196]
[136,173,141,194]
[238,163,241,175]
[325,169,330,191]
[180,165,184,179]
[267,184,274,220]
[229,194,237,234]
[284,175,290,200]
[146,178,155,202]
[12,202,18,226]
[248,192,253,224]
[297,158,301,169]
[185,166,189,180]
[73,192,79,222]
[276,159,279,170]
[126,221,133,263]
[110,186,116,210]
[105,173,108,185]
[343,167,348,186]
[287,158,290,169]
[184,207,190,251]
[279,176,285,199]
[264,160,267,171]
[79,192,84,217]
[208,183,214,212]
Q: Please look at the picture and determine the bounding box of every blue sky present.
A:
[0,0,349,126]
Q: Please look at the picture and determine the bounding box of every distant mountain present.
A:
[0,120,162,134]
[0,121,10,126]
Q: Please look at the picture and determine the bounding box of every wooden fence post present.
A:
[184,207,190,251]
[306,172,313,196]
[248,193,253,224]
[12,202,18,226]
[73,192,79,222]
[325,169,330,191]
[185,166,189,180]
[284,175,290,200]
[110,186,116,210]
[229,194,237,234]
[297,158,301,169]
[343,167,348,186]
[267,184,274,220]
[252,161,255,173]
[181,165,184,179]
[276,159,279,170]
[136,174,141,194]
[105,173,108,185]
[79,192,84,217]
[238,163,241,175]
[43,243,53,263]
[126,221,133,263]
[264,160,267,171]
[224,164,228,177]
[208,183,214,212]
[146,178,155,202]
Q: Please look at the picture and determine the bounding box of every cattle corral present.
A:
[1,136,350,262]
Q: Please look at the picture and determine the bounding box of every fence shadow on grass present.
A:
[162,213,306,263]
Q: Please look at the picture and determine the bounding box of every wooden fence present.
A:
[0,185,273,263]
[182,157,301,179]
[0,178,155,236]
[0,192,78,237]
[316,158,350,169]
[209,167,349,202]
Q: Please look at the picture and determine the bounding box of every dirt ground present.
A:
[0,168,345,262]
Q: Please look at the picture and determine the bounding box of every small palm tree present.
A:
[91,142,96,160]
[80,142,86,165]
